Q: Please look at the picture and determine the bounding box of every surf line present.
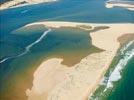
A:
[103,40,134,92]
[0,28,52,64]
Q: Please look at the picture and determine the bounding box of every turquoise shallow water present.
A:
[0,0,134,100]
[0,25,101,99]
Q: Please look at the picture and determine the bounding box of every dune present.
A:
[24,21,134,100]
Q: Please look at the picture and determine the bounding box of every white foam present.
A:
[120,41,134,55]
[18,28,51,57]
[104,41,134,91]
[0,28,51,64]
[0,57,10,63]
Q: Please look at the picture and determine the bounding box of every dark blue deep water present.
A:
[0,0,134,100]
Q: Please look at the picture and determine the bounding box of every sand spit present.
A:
[25,21,134,100]
[106,0,134,11]
[0,0,57,10]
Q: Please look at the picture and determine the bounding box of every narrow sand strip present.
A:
[105,1,134,11]
[25,21,134,100]
[0,0,57,10]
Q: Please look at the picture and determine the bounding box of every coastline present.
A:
[90,39,134,99]
[105,0,134,11]
[23,21,134,100]
[0,0,57,10]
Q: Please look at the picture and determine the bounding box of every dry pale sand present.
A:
[0,0,57,10]
[105,2,134,11]
[25,21,134,100]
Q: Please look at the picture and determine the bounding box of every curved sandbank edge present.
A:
[25,21,134,100]
[0,0,58,10]
[105,1,134,11]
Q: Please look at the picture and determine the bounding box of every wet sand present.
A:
[21,21,134,100]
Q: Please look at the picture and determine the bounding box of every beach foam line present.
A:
[0,28,51,64]
[23,21,134,100]
[0,57,13,63]
[104,40,134,92]
[120,40,134,54]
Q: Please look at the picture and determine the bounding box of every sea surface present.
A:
[0,0,134,100]
[91,41,134,100]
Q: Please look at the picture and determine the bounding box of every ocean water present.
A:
[1,0,134,32]
[0,25,101,99]
[0,0,134,100]
[108,57,134,100]
[90,41,134,100]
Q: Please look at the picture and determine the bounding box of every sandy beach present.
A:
[0,0,57,10]
[105,1,134,11]
[23,21,134,100]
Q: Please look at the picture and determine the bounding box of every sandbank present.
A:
[25,21,134,100]
[0,0,57,10]
[106,1,134,11]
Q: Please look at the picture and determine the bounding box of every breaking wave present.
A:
[104,40,134,92]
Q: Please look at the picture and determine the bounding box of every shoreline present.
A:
[90,39,134,99]
[105,0,134,11]
[0,0,57,10]
[24,21,134,100]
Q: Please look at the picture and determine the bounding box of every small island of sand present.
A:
[106,0,134,11]
[21,21,134,100]
[0,0,57,10]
